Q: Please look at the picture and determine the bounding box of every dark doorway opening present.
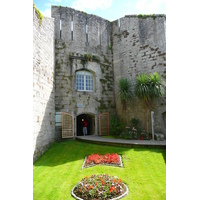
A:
[76,113,95,136]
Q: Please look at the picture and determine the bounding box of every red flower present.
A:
[86,153,119,165]
[88,185,93,190]
[109,186,117,193]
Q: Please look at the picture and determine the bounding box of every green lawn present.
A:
[33,140,166,200]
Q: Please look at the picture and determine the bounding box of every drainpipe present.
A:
[151,111,154,140]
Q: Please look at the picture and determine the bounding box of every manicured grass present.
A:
[33,140,166,200]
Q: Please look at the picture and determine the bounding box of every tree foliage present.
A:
[134,72,164,135]
[117,77,132,111]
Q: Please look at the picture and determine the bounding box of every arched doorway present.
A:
[76,113,95,136]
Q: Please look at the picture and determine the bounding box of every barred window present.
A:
[76,71,93,91]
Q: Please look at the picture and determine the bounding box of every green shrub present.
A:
[119,127,133,140]
[110,115,126,136]
[117,77,132,111]
[130,118,140,129]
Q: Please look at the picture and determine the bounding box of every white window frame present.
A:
[76,71,94,92]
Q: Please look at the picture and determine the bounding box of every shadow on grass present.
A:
[33,140,166,167]
[134,147,166,164]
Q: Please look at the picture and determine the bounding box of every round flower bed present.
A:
[82,153,123,169]
[71,174,128,200]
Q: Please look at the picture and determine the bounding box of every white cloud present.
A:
[45,0,65,9]
[42,9,51,17]
[136,0,166,14]
[49,0,62,3]
[72,0,113,11]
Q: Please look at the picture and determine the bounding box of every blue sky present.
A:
[34,0,166,21]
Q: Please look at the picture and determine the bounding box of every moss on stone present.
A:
[137,14,157,20]
[57,64,61,69]
[98,99,107,112]
[109,45,113,54]
[103,55,111,64]
[67,75,73,81]
[100,79,107,84]
[62,42,66,48]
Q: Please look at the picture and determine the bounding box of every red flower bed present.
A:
[83,153,122,168]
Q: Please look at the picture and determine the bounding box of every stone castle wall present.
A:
[112,15,166,135]
[51,6,115,136]
[33,6,166,161]
[33,9,56,162]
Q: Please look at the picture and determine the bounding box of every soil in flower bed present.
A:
[72,174,128,200]
[82,153,123,169]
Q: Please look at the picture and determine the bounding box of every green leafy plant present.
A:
[109,44,113,53]
[117,77,132,111]
[151,14,157,20]
[84,53,93,61]
[137,14,156,19]
[134,73,150,134]
[130,118,140,129]
[149,72,165,100]
[110,115,126,136]
[134,72,164,136]
[33,2,44,26]
[137,14,143,18]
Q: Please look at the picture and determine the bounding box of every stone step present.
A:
[154,133,165,141]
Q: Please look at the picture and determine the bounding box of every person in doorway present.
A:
[82,119,88,136]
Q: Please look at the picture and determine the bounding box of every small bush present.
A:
[119,128,152,140]
[118,117,152,140]
[119,127,134,140]
[110,115,126,137]
[130,118,140,129]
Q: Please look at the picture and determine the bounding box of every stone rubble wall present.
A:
[112,15,166,136]
[33,9,56,162]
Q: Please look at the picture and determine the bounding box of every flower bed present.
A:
[71,174,128,200]
[82,153,123,169]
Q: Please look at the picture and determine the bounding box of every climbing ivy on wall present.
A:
[33,2,44,26]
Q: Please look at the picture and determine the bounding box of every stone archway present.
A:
[76,113,95,136]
